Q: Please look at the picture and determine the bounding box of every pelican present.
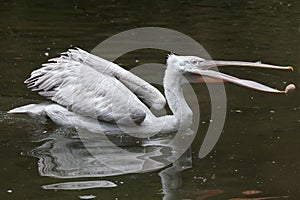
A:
[8,48,295,136]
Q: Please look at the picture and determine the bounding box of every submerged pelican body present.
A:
[8,48,295,136]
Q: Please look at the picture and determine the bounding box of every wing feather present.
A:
[55,48,166,110]
[25,50,157,125]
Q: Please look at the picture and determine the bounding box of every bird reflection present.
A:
[29,128,164,178]
[27,126,194,197]
[159,149,192,200]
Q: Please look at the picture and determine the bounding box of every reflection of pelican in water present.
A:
[28,128,172,178]
[26,125,193,195]
[27,126,191,193]
[28,128,223,198]
[8,48,295,135]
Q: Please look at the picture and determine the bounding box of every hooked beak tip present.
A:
[288,66,294,71]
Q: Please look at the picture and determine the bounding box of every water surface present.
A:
[0,0,299,199]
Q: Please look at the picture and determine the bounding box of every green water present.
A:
[0,0,299,199]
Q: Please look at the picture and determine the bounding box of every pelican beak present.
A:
[190,60,295,94]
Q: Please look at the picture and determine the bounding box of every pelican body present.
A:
[8,48,295,136]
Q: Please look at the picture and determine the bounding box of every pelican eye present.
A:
[191,60,198,65]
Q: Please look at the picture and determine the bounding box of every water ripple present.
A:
[42,180,117,190]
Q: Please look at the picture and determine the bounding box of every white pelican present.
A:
[8,48,295,136]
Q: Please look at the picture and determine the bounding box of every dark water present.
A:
[0,0,300,199]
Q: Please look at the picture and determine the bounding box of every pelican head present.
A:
[167,54,295,94]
